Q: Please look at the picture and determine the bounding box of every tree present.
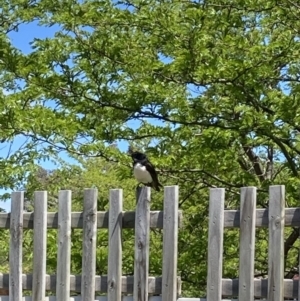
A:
[1,0,300,295]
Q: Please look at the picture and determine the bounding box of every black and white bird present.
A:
[129,151,163,192]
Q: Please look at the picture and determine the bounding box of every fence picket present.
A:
[107,189,123,301]
[56,190,72,300]
[81,189,98,301]
[206,188,225,301]
[134,187,151,301]
[238,187,256,301]
[162,186,179,301]
[299,248,300,301]
[268,185,285,301]
[9,192,24,301]
[32,191,47,301]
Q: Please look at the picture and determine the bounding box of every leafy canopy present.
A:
[1,0,300,295]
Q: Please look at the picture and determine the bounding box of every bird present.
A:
[129,151,163,192]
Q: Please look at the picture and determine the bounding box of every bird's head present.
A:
[130,151,147,162]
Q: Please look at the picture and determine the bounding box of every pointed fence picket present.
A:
[1,186,182,301]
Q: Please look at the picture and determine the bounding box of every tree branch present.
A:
[284,228,299,272]
[267,134,298,177]
[242,145,265,182]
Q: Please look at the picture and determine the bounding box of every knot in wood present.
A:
[138,240,143,249]
[274,217,281,227]
[108,279,115,289]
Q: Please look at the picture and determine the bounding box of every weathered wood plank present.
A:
[0,274,179,294]
[81,189,98,301]
[0,296,163,301]
[107,189,123,301]
[0,211,182,229]
[162,186,179,301]
[224,207,299,228]
[134,187,151,301]
[222,278,298,299]
[268,185,285,301]
[0,277,293,299]
[238,187,256,301]
[177,299,263,301]
[0,298,272,301]
[299,248,300,301]
[56,190,71,301]
[32,191,47,301]
[206,188,225,301]
[9,192,24,301]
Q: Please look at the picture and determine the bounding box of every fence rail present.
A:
[224,207,300,228]
[0,211,182,229]
[1,186,182,301]
[0,274,181,293]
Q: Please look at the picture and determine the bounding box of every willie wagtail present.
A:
[129,151,163,192]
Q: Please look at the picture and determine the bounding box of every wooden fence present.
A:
[0,186,182,301]
[2,184,297,301]
[204,185,295,301]
[177,185,299,301]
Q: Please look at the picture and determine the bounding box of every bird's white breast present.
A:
[133,163,152,183]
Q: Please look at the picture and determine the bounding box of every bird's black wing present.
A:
[143,159,163,192]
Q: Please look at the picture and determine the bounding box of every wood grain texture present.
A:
[107,189,123,301]
[0,274,180,294]
[299,248,300,301]
[268,185,285,301]
[238,187,256,301]
[56,190,71,301]
[134,187,151,301]
[177,299,265,301]
[206,188,225,301]
[81,189,98,301]
[162,186,179,301]
[9,191,24,301]
[0,211,182,229]
[0,298,277,301]
[32,191,47,301]
[0,296,163,301]
[224,207,299,228]
[0,298,270,301]
[222,278,298,299]
[0,275,297,297]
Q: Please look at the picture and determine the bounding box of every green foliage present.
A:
[1,0,300,295]
[0,230,9,272]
